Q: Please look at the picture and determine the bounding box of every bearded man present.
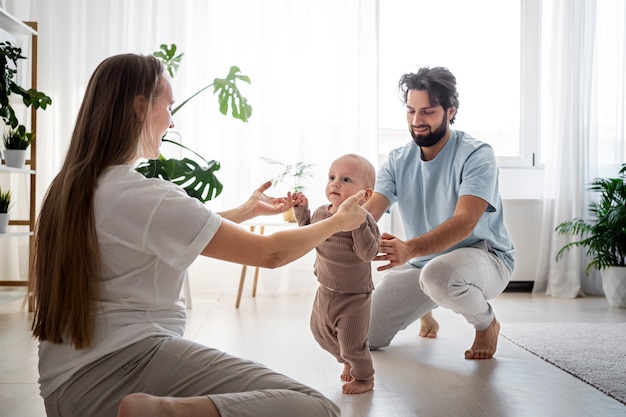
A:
[365,66,515,360]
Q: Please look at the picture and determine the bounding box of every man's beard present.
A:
[410,113,448,147]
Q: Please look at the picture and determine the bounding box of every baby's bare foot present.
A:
[341,363,354,382]
[464,318,500,359]
[342,379,374,395]
[419,311,439,338]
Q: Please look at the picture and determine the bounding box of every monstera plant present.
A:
[136,44,252,202]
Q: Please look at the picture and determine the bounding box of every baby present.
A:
[293,154,380,394]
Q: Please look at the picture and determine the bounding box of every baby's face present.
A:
[325,157,368,208]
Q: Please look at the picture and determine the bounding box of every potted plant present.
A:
[261,157,314,222]
[2,125,33,168]
[0,41,51,169]
[0,41,52,126]
[0,186,10,233]
[555,163,626,307]
[136,44,252,203]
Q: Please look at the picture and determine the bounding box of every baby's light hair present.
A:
[334,153,376,188]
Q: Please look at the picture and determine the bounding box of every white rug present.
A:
[501,322,626,405]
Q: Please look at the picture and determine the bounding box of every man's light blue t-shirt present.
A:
[375,129,515,271]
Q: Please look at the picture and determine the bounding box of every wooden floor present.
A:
[1,288,626,417]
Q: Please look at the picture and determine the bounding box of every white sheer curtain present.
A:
[534,0,626,297]
[8,0,378,295]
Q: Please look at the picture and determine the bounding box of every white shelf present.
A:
[0,231,32,238]
[0,11,38,308]
[0,9,36,35]
[0,165,35,174]
[0,287,27,305]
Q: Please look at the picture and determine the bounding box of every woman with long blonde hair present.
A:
[30,53,366,417]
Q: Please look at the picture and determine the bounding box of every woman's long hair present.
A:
[30,54,164,349]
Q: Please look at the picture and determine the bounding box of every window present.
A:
[378,0,540,167]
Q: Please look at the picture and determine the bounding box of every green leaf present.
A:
[213,66,252,122]
[153,43,184,78]
[135,157,223,203]
[2,125,33,149]
[0,187,11,212]
[0,42,52,128]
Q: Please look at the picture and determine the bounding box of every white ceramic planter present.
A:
[3,149,27,169]
[0,212,8,233]
[601,266,626,308]
[282,207,297,223]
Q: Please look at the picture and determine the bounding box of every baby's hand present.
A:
[291,192,308,208]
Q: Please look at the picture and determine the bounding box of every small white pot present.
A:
[282,207,297,223]
[601,266,626,308]
[0,212,9,233]
[3,149,28,169]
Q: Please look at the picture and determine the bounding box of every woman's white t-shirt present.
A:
[38,165,222,398]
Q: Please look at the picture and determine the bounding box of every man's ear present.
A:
[134,95,148,121]
[447,106,457,122]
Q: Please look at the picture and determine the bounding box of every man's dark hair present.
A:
[398,66,460,124]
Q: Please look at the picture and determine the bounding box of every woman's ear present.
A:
[134,95,148,121]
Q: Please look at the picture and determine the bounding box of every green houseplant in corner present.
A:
[0,186,11,233]
[136,44,252,203]
[555,163,626,307]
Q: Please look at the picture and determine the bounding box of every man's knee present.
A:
[368,326,391,350]
[368,338,389,350]
[421,258,453,289]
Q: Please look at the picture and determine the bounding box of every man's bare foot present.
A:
[117,393,220,417]
[419,311,439,338]
[464,318,500,359]
[341,364,354,382]
[342,379,374,395]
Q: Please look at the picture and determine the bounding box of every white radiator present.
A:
[502,198,542,282]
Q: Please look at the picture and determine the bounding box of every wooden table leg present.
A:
[236,264,247,308]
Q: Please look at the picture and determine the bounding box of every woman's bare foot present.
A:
[117,393,220,417]
[341,364,354,382]
[342,379,374,395]
[464,318,500,359]
[419,311,439,338]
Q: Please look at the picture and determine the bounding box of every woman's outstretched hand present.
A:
[334,190,368,231]
[249,181,293,217]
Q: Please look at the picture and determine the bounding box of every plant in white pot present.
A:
[261,157,314,222]
[555,163,626,307]
[2,125,33,168]
[0,186,10,233]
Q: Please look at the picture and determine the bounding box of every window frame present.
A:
[376,0,543,169]
[506,0,541,168]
